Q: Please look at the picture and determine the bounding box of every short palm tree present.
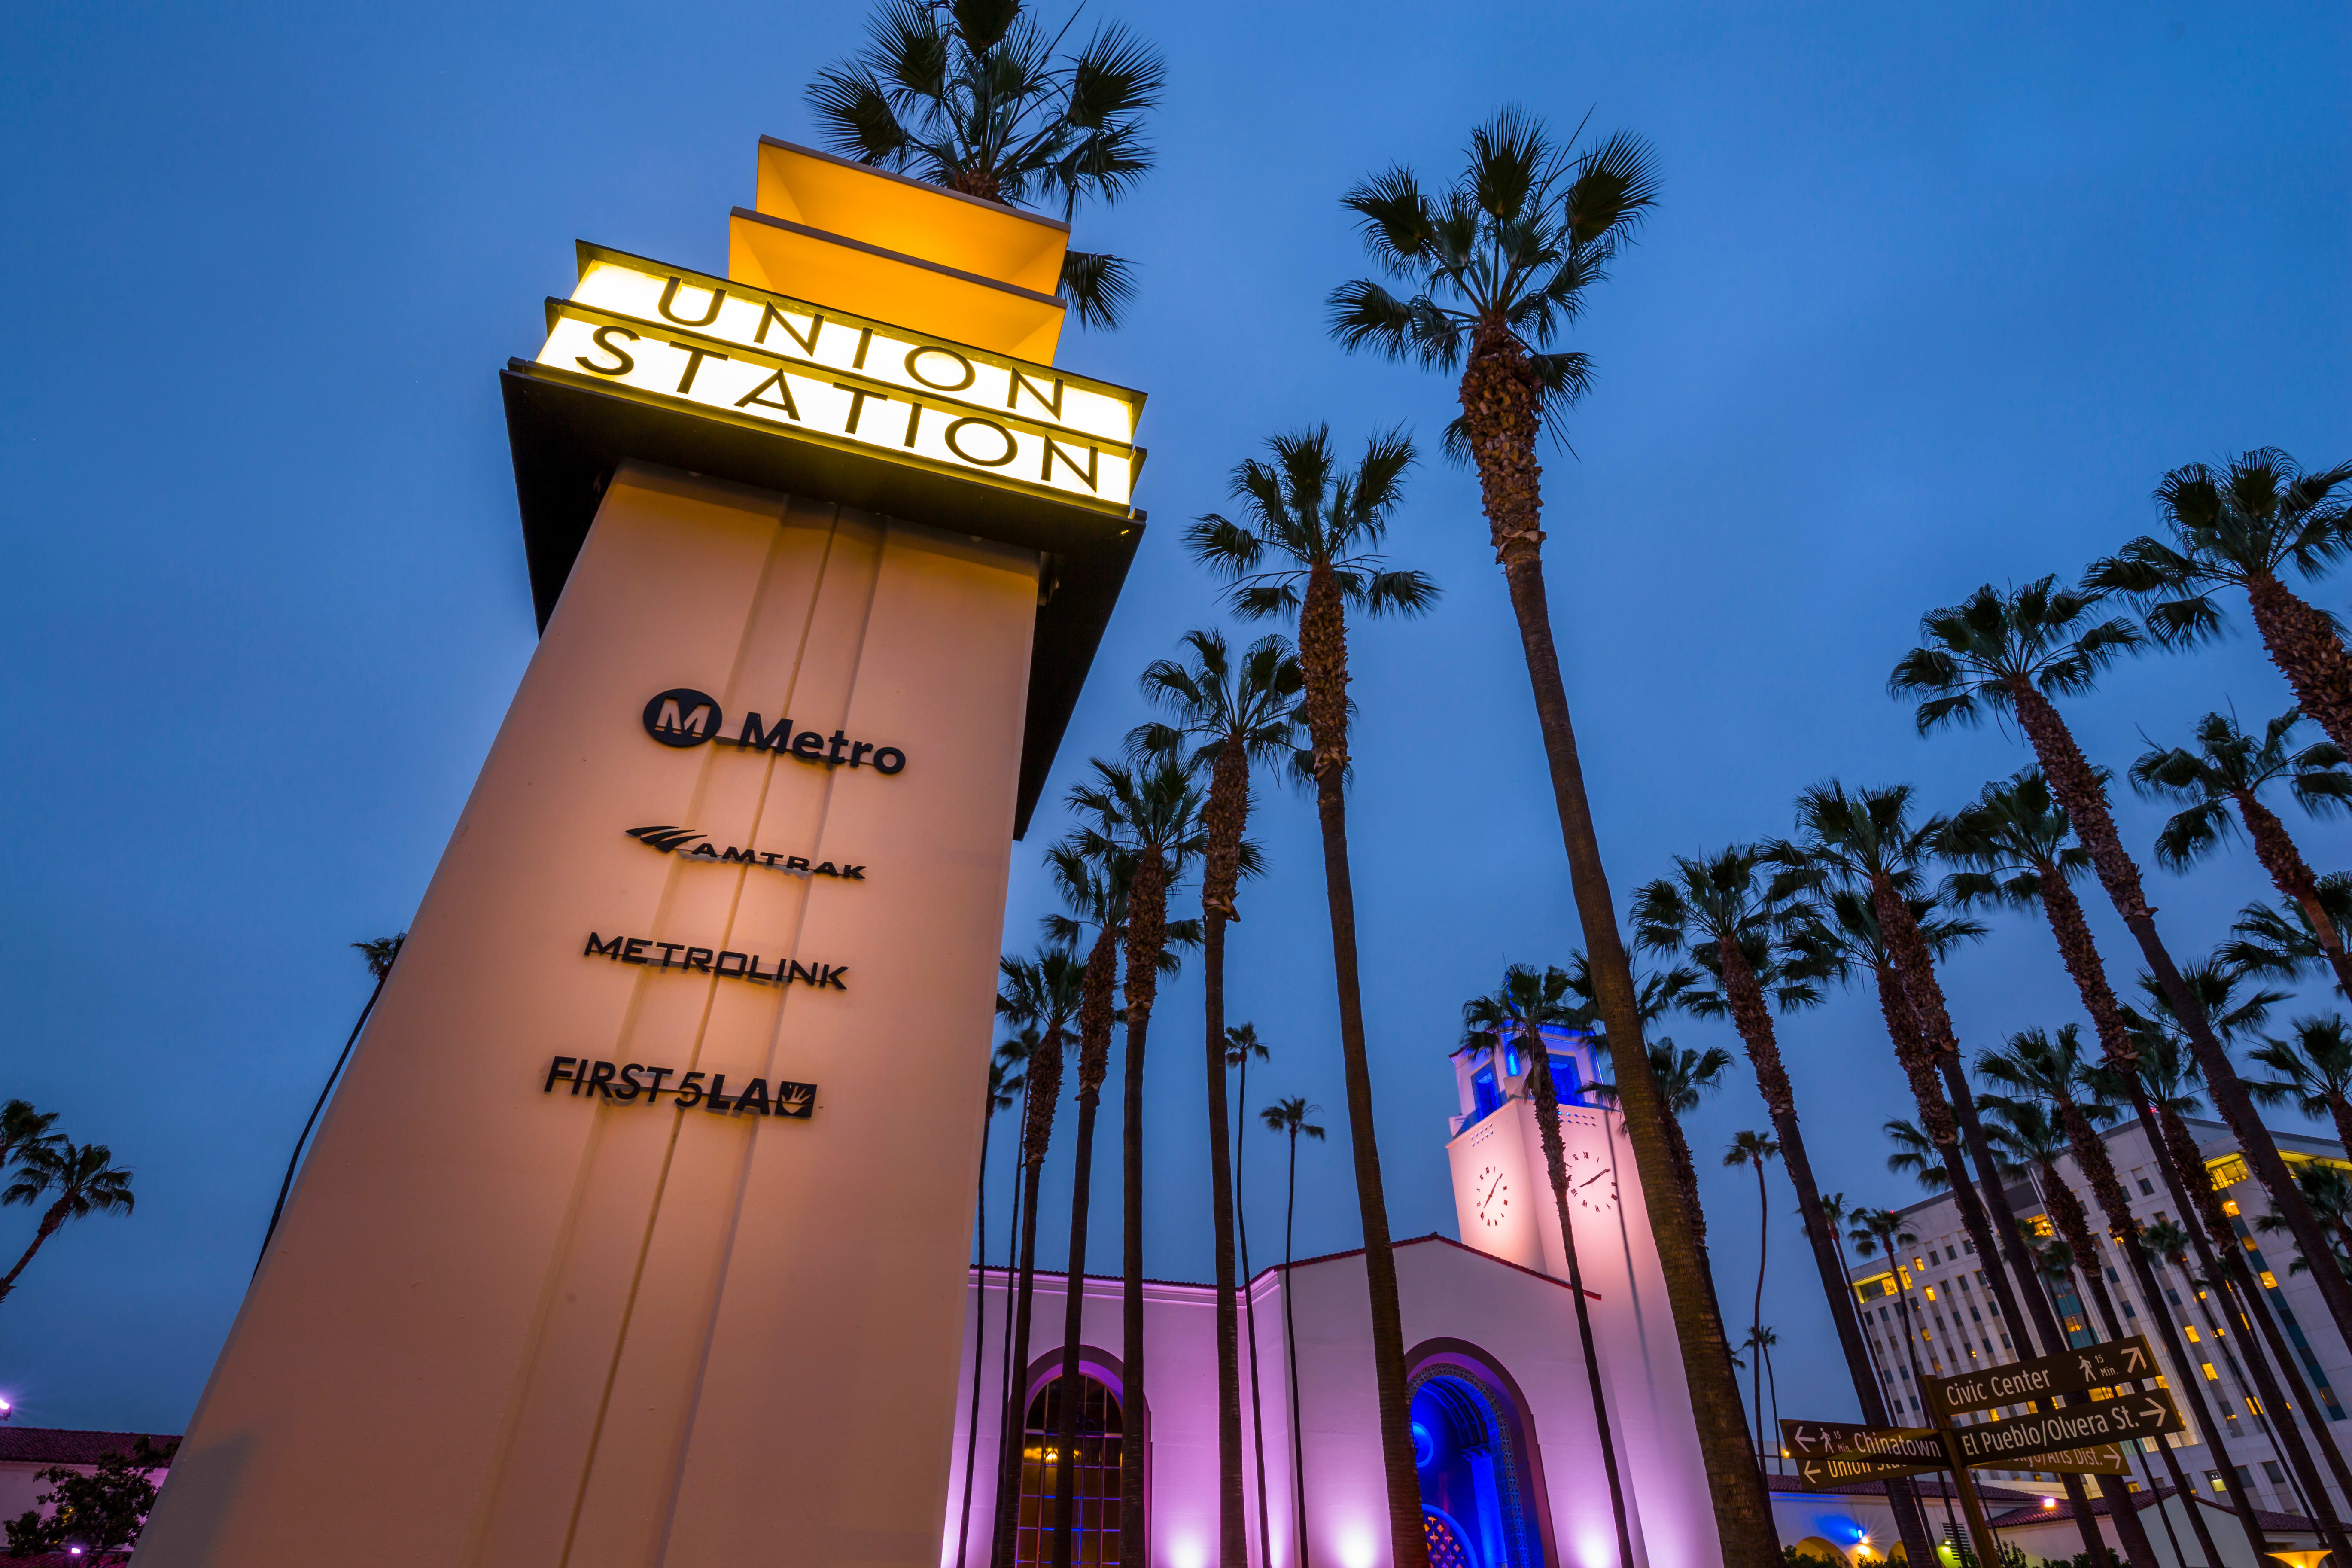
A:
[2087,448,2352,755]
[957,1043,1026,1568]
[1634,848,1919,1467]
[1190,424,1438,1568]
[1642,1040,1734,1257]
[1891,574,2352,1350]
[262,933,403,1261]
[805,0,1165,328]
[1225,1023,1276,1568]
[2248,1016,2352,1157]
[1067,757,1204,1559]
[2130,709,2352,997]
[1722,1131,1780,1472]
[1848,1209,1933,1420]
[1132,628,1298,1564]
[2220,875,2352,982]
[1742,1324,1782,1471]
[1263,1096,1326,1568]
[1461,965,1634,1568]
[0,1142,136,1303]
[1326,113,1771,1565]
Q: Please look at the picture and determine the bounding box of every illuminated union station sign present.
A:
[532,246,1144,514]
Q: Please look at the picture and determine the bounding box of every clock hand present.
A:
[1576,1171,1609,1190]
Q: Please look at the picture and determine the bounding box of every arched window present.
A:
[1015,1373,1124,1568]
[1409,1368,1544,1568]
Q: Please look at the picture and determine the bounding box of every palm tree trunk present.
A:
[1202,916,1249,1568]
[2243,571,2352,766]
[1464,329,1772,1568]
[1527,1067,1637,1566]
[999,1134,1026,1530]
[1492,550,1771,1564]
[2234,790,2352,999]
[958,1100,999,1568]
[2008,679,2352,1352]
[0,1212,64,1302]
[1052,930,1117,1568]
[1120,850,1169,1568]
[260,961,390,1264]
[1891,1273,1965,1549]
[1297,562,1428,1568]
[1238,1055,1274,1568]
[994,1159,1048,1568]
[1716,944,1937,1562]
[1750,1160,1769,1478]
[1284,1131,1311,1568]
[1049,1087,1105,1568]
[2137,1091,2352,1541]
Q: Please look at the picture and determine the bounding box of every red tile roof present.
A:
[0,1427,178,1466]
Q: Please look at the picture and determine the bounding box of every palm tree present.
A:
[1190,423,1438,1568]
[0,1142,136,1303]
[1133,629,1299,1566]
[1067,757,1205,1560]
[1328,114,1769,1568]
[804,0,1165,328]
[1891,575,2352,1352]
[1461,965,1635,1568]
[1634,849,1923,1484]
[2130,709,2352,997]
[2248,1015,2352,1153]
[992,937,1080,1568]
[1723,1131,1781,1473]
[1975,1038,2245,1563]
[1640,1040,1735,1259]
[2087,449,2352,755]
[1742,1324,1782,1473]
[261,933,403,1263]
[2257,1163,2352,1277]
[1226,1023,1276,1568]
[1263,1096,1326,1568]
[958,1042,1026,1568]
[1849,1209,1930,1414]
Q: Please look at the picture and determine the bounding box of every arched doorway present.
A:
[1408,1368,1545,1568]
[1015,1372,1124,1568]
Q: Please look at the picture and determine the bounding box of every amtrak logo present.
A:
[626,825,866,881]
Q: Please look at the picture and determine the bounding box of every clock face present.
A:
[1473,1163,1511,1228]
[1566,1149,1619,1214]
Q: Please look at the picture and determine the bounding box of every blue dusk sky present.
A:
[1,1,2346,1433]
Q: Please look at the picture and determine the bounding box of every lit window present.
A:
[1014,1373,1124,1568]
[2203,1364,2220,1381]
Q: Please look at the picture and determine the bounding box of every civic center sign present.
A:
[138,137,1144,1568]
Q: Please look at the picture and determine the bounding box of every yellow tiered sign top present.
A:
[531,137,1141,514]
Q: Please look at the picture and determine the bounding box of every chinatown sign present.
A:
[533,247,1144,514]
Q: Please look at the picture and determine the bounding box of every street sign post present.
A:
[1926,1336,2157,1420]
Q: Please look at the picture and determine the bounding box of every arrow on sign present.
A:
[1947,1387,2184,1466]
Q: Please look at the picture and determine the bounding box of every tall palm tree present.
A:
[1892,575,2352,1351]
[1190,423,1438,1568]
[262,933,403,1263]
[2248,1015,2352,1153]
[2087,449,2352,755]
[1133,629,1299,1567]
[2130,709,2352,996]
[805,0,1165,328]
[1264,1096,1326,1568]
[1226,1023,1276,1568]
[992,936,1080,1568]
[1975,1035,2248,1563]
[1461,965,1635,1568]
[1722,1131,1781,1472]
[1328,113,1770,1568]
[1067,757,1205,1560]
[1741,1324,1782,1472]
[958,1043,1027,1568]
[1634,849,1928,1501]
[0,1142,136,1303]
